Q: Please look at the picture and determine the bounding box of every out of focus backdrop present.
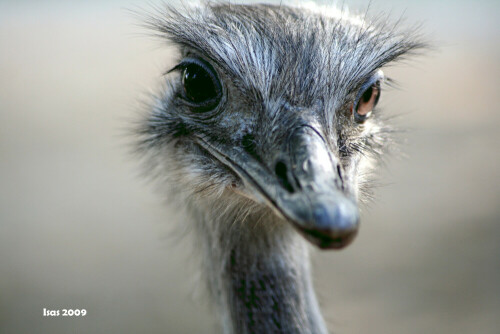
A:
[1,0,499,333]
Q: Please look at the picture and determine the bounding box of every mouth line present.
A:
[195,136,282,211]
[194,137,307,228]
[194,136,357,250]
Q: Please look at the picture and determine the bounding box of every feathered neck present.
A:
[190,197,329,334]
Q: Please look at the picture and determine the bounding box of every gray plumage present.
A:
[136,2,424,333]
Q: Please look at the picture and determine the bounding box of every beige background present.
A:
[0,1,499,333]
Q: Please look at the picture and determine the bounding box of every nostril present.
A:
[275,161,295,193]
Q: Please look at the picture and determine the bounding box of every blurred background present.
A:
[0,0,499,333]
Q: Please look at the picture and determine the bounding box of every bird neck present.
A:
[194,204,329,334]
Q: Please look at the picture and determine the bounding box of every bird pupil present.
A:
[182,64,217,103]
[361,86,373,103]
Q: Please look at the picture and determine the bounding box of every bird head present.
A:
[139,3,424,250]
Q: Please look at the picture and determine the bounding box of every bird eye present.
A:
[356,82,380,117]
[353,70,384,123]
[177,58,222,111]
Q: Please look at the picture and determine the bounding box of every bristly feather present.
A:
[137,2,425,201]
[145,2,424,102]
[134,3,426,334]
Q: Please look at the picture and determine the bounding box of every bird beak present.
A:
[196,126,359,250]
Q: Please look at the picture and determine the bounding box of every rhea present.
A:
[138,3,423,333]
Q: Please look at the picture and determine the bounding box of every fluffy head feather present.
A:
[138,2,424,207]
[135,3,426,333]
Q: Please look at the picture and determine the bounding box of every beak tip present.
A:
[301,199,360,250]
[312,200,359,230]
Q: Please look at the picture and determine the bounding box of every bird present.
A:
[136,2,424,333]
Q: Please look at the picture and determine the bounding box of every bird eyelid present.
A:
[360,69,384,93]
[165,57,214,75]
